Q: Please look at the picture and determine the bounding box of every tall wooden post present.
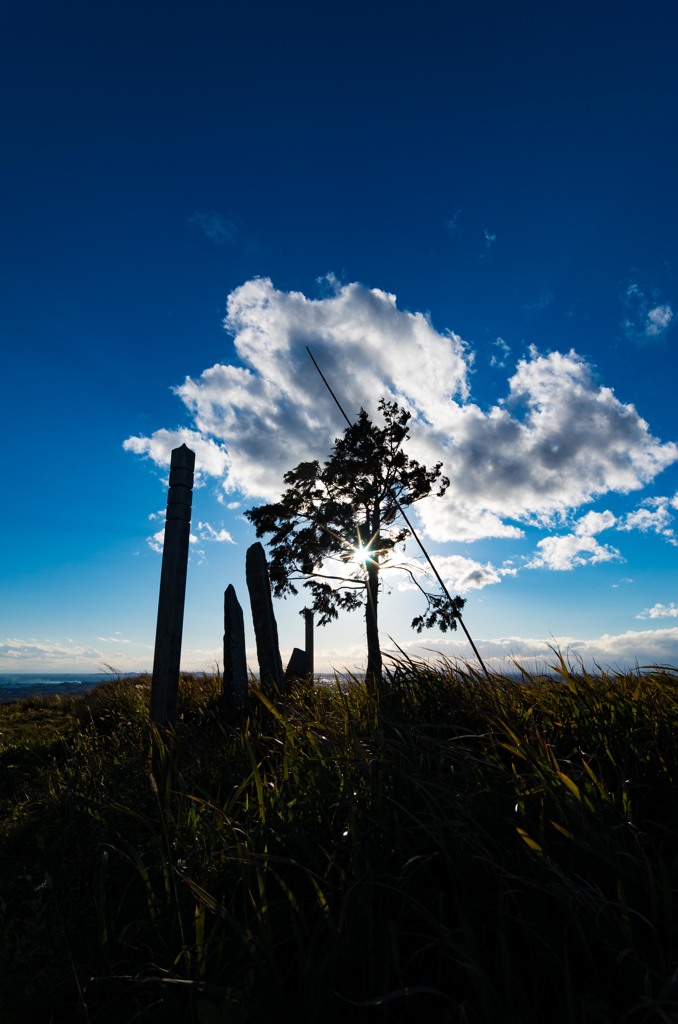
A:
[150,444,195,727]
[304,609,314,677]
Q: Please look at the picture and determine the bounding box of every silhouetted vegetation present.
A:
[2,659,678,1022]
[245,399,463,695]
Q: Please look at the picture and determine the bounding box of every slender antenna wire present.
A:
[306,346,490,680]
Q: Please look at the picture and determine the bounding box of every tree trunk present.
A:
[364,557,382,697]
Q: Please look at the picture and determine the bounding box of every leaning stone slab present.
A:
[245,542,284,695]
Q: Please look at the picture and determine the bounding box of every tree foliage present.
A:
[245,399,465,687]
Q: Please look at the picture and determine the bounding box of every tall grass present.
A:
[2,660,678,1022]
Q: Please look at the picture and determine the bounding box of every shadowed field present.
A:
[2,658,678,1022]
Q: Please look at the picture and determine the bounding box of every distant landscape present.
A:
[0,674,119,704]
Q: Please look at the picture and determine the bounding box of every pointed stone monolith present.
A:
[224,584,248,709]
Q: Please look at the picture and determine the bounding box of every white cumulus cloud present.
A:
[123,428,230,483]
[125,278,678,548]
[528,533,622,571]
[574,510,617,535]
[619,497,677,544]
[527,508,621,571]
[416,345,676,541]
[397,553,517,594]
[636,602,678,620]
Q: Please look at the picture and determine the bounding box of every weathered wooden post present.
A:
[245,542,284,695]
[304,608,314,677]
[223,583,248,710]
[150,444,195,727]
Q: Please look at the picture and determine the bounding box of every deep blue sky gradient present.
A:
[2,0,677,672]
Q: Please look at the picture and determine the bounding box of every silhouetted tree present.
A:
[245,399,465,695]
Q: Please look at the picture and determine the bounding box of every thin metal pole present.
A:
[307,348,352,428]
[306,346,490,680]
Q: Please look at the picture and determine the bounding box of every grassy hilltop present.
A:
[2,660,678,1023]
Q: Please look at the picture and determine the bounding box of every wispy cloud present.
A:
[0,638,104,663]
[196,521,235,544]
[647,304,673,335]
[611,577,635,589]
[489,336,511,368]
[621,279,673,341]
[144,519,233,553]
[96,633,130,644]
[125,277,677,552]
[446,208,463,234]
[188,210,239,246]
[483,229,497,252]
[388,627,678,675]
[6,627,678,676]
[521,289,554,312]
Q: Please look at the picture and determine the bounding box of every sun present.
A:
[351,543,373,567]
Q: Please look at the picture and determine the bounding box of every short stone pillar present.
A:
[150,444,195,727]
[285,647,310,685]
[245,543,284,695]
[223,584,248,710]
[284,607,315,686]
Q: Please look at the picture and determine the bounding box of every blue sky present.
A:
[2,0,678,675]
